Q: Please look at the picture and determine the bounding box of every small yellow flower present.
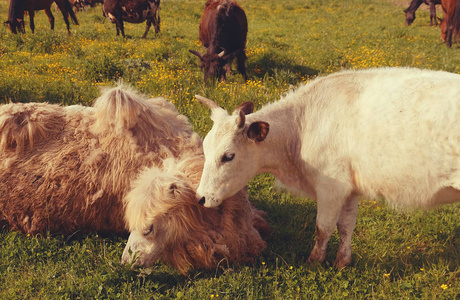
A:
[441,284,448,290]
[261,262,266,265]
[420,268,424,271]
[384,273,390,278]
[289,266,293,270]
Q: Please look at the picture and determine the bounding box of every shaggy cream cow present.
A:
[195,67,460,269]
[0,85,268,273]
[121,156,269,273]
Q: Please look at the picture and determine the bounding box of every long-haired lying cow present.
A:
[122,156,269,273]
[195,67,460,269]
[0,85,268,274]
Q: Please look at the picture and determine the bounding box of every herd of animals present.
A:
[2,0,460,274]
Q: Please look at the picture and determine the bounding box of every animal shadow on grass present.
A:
[246,52,319,85]
[248,195,319,267]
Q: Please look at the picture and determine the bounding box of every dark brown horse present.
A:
[5,0,79,34]
[405,0,441,26]
[441,0,460,47]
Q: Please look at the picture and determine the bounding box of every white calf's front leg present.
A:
[307,181,353,265]
[335,194,358,269]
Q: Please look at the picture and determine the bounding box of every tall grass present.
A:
[0,0,459,298]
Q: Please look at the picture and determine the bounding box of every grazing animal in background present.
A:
[5,0,79,34]
[69,0,102,11]
[405,0,441,26]
[441,0,460,46]
[0,85,268,273]
[195,67,460,269]
[189,0,248,82]
[122,156,269,274]
[102,0,160,38]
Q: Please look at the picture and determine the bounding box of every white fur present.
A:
[196,67,460,268]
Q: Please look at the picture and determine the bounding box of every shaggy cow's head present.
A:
[122,156,268,274]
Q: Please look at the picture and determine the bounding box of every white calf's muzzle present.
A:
[196,193,223,207]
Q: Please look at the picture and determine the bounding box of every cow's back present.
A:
[287,68,460,208]
[199,0,247,51]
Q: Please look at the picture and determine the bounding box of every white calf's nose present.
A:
[198,197,206,206]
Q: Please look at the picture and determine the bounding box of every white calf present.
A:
[195,67,460,268]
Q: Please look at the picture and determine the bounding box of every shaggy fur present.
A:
[0,85,199,235]
[0,85,269,273]
[122,156,269,274]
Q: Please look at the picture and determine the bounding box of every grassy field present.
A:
[1,0,460,298]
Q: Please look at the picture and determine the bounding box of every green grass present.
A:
[1,0,460,298]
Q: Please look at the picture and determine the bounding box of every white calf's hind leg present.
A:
[335,194,358,269]
[307,181,353,265]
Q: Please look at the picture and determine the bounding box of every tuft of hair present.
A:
[92,83,200,157]
[0,103,65,153]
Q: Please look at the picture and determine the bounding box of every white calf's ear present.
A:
[236,101,254,115]
[247,121,270,142]
[236,110,246,128]
[234,102,254,129]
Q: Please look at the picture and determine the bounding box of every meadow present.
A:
[0,0,460,298]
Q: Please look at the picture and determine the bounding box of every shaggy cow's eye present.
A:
[221,153,235,163]
[143,224,154,236]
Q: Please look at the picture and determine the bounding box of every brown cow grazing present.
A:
[441,0,460,47]
[440,0,460,47]
[189,0,248,82]
[102,0,160,38]
[405,0,441,26]
[5,0,78,34]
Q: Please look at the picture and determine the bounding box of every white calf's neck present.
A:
[245,100,316,199]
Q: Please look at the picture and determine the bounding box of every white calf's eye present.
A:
[221,153,235,163]
[143,224,154,236]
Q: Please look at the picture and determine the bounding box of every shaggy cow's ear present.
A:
[247,121,270,143]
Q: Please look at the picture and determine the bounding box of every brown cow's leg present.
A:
[55,1,71,33]
[44,7,55,30]
[430,2,438,26]
[154,12,160,33]
[236,51,248,81]
[142,19,152,38]
[116,19,125,37]
[28,10,35,33]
